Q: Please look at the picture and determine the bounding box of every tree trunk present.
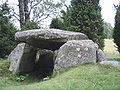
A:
[18,0,30,30]
[18,0,25,29]
[24,0,30,22]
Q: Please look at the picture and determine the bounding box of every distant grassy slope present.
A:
[104,39,120,59]
[1,64,120,90]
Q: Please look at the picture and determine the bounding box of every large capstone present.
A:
[8,43,36,74]
[54,40,98,71]
[15,29,88,50]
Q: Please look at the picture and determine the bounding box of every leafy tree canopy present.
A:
[103,22,113,39]
[50,0,105,49]
[0,2,17,58]
[113,3,120,53]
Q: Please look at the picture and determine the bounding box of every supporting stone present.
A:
[96,49,107,62]
[54,40,98,71]
[8,43,36,74]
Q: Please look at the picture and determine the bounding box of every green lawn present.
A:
[1,64,120,90]
[0,39,120,90]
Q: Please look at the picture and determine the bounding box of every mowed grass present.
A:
[1,64,120,90]
[0,39,120,90]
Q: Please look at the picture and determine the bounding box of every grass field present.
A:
[104,39,120,59]
[0,39,120,90]
[1,64,120,90]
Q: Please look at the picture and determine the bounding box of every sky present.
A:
[0,0,120,27]
[100,0,119,27]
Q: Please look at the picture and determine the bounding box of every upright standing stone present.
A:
[8,43,36,74]
[96,49,107,62]
[54,40,98,71]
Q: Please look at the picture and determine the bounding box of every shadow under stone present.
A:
[33,49,54,78]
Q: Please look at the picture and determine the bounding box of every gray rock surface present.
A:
[54,40,98,71]
[97,49,107,62]
[8,43,36,74]
[15,29,88,50]
[100,61,120,67]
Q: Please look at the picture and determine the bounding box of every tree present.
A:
[61,0,105,49]
[113,3,120,53]
[22,20,40,30]
[15,0,62,30]
[103,22,113,39]
[50,18,64,29]
[18,0,29,29]
[0,3,17,58]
